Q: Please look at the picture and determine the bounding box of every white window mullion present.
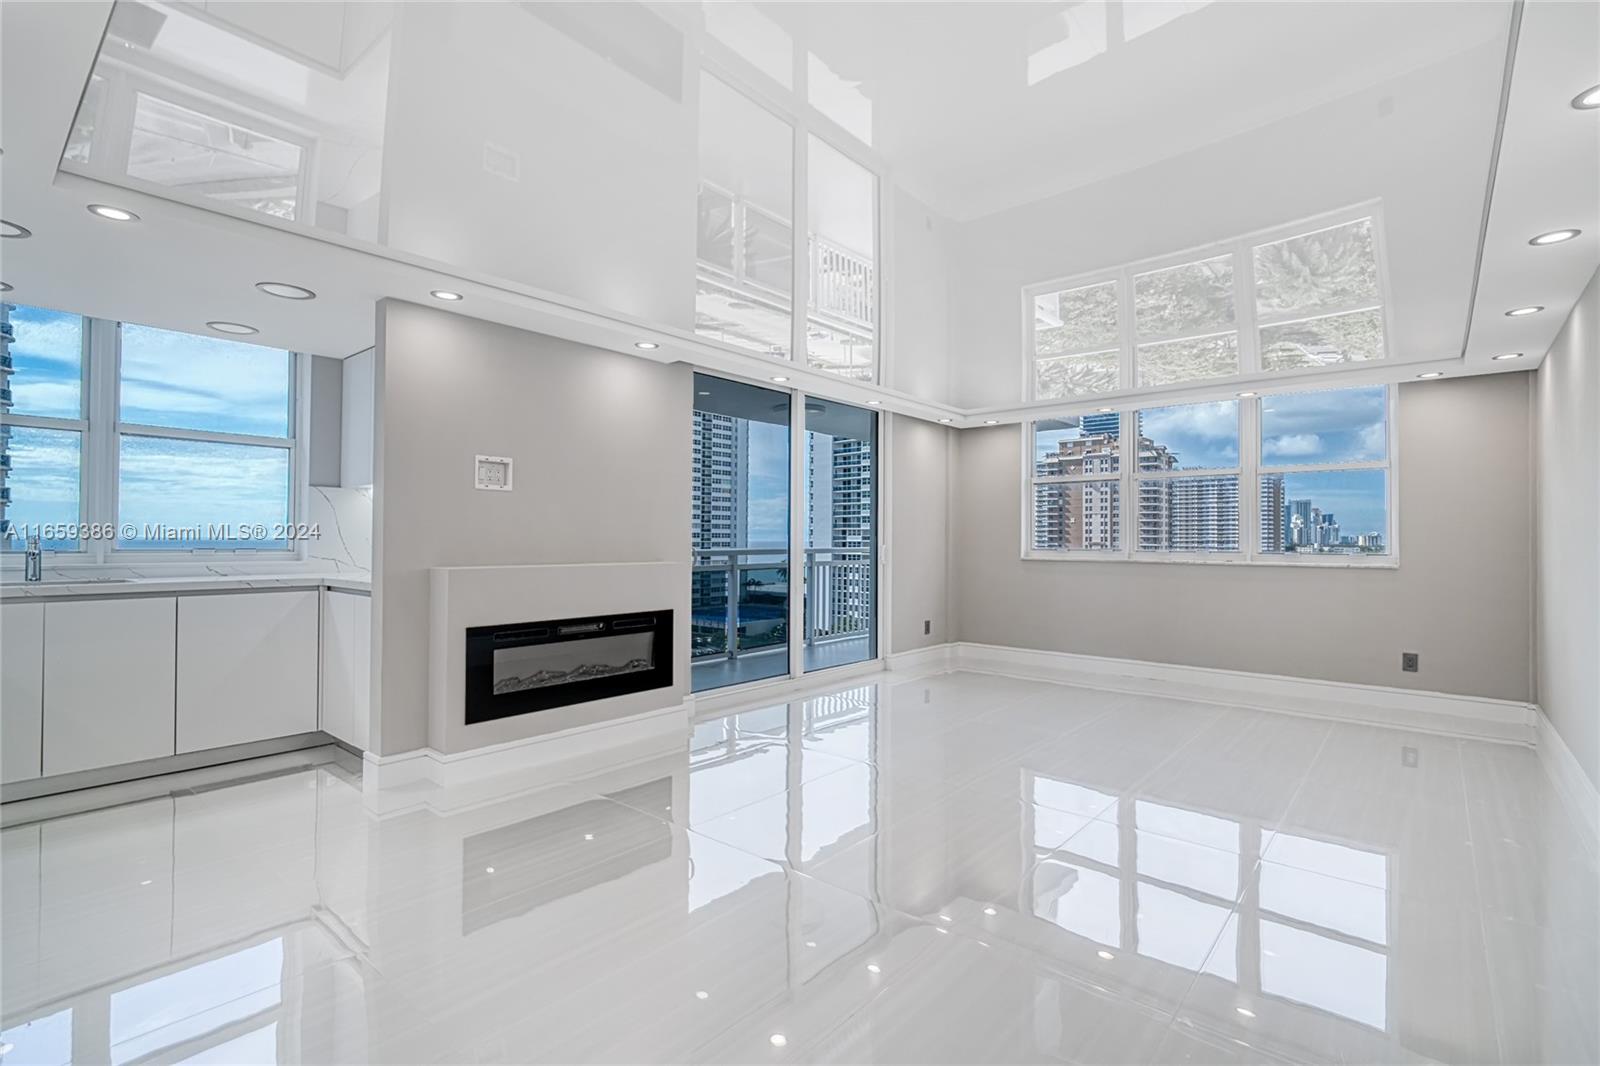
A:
[1241,395,1261,561]
[86,317,120,564]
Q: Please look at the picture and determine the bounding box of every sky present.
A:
[5,304,292,550]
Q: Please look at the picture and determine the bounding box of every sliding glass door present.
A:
[803,399,877,671]
[691,375,878,693]
[691,374,792,692]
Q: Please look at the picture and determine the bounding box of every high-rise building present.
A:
[1259,475,1286,552]
[691,410,750,653]
[807,433,874,637]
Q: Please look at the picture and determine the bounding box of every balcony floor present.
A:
[691,635,873,692]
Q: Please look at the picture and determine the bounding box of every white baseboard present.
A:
[1535,706,1600,846]
[947,642,1535,744]
[364,702,688,800]
[885,644,955,675]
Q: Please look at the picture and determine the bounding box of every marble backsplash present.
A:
[304,485,373,575]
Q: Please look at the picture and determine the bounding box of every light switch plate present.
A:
[475,455,513,491]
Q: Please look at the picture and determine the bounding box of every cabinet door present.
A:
[2,602,45,781]
[43,597,177,776]
[177,591,319,753]
[319,590,371,751]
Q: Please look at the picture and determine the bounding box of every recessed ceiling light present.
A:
[866,399,882,406]
[984,419,999,425]
[1505,306,1544,317]
[866,963,881,974]
[0,220,31,239]
[1416,371,1443,379]
[695,990,709,1001]
[485,866,495,874]
[430,289,464,302]
[1237,391,1257,398]
[1572,84,1600,110]
[1235,1007,1256,1018]
[1530,229,1581,246]
[1097,407,1114,413]
[771,375,789,383]
[634,341,659,350]
[256,281,316,300]
[769,1035,788,1048]
[983,906,997,916]
[206,321,258,336]
[1097,950,1115,960]
[938,417,953,423]
[804,940,817,947]
[1493,352,1524,361]
[87,204,139,222]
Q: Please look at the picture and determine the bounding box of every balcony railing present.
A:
[692,546,874,662]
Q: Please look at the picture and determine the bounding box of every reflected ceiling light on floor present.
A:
[1235,1007,1256,1018]
[206,321,259,336]
[1530,229,1581,246]
[0,220,31,238]
[1572,84,1600,110]
[485,866,495,874]
[695,991,709,1001]
[804,940,817,948]
[1416,371,1444,379]
[87,204,140,222]
[1097,950,1114,960]
[983,906,997,915]
[1505,305,1544,316]
[430,289,464,302]
[769,1035,788,1048]
[256,281,317,300]
[634,341,659,350]
[866,963,881,974]
[1493,352,1524,361]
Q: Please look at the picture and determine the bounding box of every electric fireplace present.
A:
[464,610,673,724]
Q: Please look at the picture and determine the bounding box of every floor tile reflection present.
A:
[2,670,1594,1064]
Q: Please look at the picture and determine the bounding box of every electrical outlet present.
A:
[924,619,932,635]
[1402,652,1419,673]
[1401,746,1419,768]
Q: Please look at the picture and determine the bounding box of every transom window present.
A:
[1028,385,1394,564]
[1027,209,1388,401]
[1,302,297,560]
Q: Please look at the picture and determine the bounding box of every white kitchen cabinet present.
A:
[177,590,319,753]
[43,597,177,776]
[341,347,374,487]
[319,589,371,751]
[2,602,45,782]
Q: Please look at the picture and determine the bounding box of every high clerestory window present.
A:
[1027,209,1388,401]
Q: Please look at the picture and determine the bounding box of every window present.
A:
[1259,385,1390,556]
[1026,208,1388,401]
[0,302,298,561]
[116,325,294,550]
[2,304,87,552]
[1027,385,1393,563]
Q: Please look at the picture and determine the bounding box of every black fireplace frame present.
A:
[464,610,673,725]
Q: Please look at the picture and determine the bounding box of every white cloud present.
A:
[1266,433,1323,457]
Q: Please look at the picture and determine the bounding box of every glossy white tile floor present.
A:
[3,670,1596,1065]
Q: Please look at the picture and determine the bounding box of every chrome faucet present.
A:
[23,534,42,583]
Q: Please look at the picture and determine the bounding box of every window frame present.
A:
[1022,202,1395,405]
[1,306,305,568]
[1022,385,1398,568]
[0,307,92,552]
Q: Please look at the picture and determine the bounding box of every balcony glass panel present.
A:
[803,399,877,672]
[806,136,876,381]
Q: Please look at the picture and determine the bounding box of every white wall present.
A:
[943,40,1502,408]
[371,300,692,756]
[950,375,1534,703]
[1535,267,1600,789]
[885,187,954,403]
[381,3,697,328]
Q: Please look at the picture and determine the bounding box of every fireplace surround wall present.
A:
[428,561,690,755]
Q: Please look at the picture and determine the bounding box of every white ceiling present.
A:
[0,0,1595,420]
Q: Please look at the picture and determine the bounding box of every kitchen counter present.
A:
[0,572,371,601]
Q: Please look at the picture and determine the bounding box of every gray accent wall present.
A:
[950,375,1534,703]
[1535,267,1600,790]
[889,415,953,653]
[307,355,344,487]
[371,300,692,756]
